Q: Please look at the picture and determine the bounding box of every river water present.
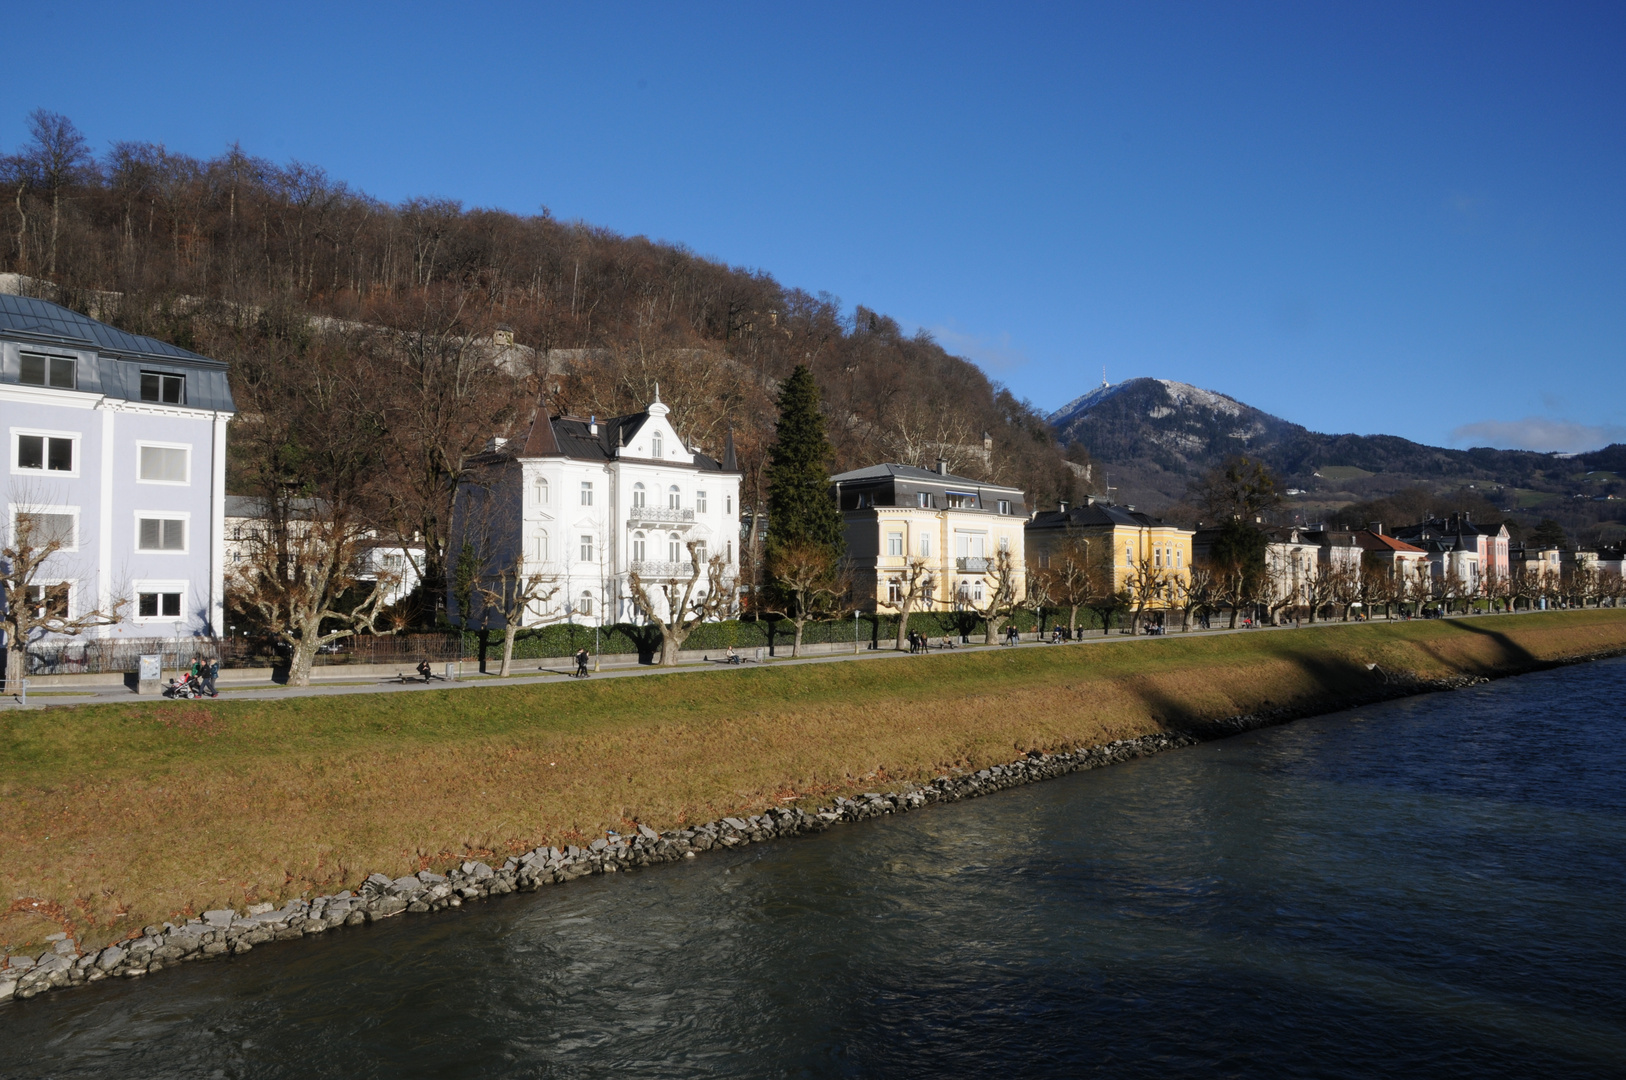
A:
[3,658,1625,1078]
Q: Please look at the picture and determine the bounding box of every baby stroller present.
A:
[165,672,205,699]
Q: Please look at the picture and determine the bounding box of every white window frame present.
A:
[23,578,74,620]
[919,533,932,557]
[667,484,681,510]
[887,531,904,557]
[132,579,189,622]
[632,531,646,562]
[134,511,191,554]
[533,529,549,563]
[11,504,80,553]
[11,427,81,479]
[534,477,550,506]
[632,482,646,508]
[135,441,192,486]
[579,534,594,562]
[997,500,1011,515]
[651,433,664,458]
[725,494,732,514]
[668,532,682,562]
[696,490,708,513]
[580,481,594,506]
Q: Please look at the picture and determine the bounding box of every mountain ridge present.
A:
[1046,377,1625,532]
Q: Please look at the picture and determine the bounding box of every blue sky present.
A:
[5,2,1623,452]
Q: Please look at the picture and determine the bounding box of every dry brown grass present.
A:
[3,609,1624,952]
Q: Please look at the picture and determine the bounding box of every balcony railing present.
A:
[630,559,697,580]
[956,556,989,572]
[628,507,695,527]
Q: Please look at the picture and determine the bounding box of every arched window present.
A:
[535,478,549,505]
[652,433,664,458]
[578,591,594,617]
[632,531,646,562]
[668,484,681,510]
[668,532,682,562]
[632,482,645,508]
[534,530,549,562]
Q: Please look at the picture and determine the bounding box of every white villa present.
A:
[449,393,741,626]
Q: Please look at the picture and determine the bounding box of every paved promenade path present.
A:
[6,609,1563,709]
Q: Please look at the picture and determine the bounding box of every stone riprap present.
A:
[3,667,1503,1006]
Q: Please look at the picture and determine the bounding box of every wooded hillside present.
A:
[0,111,1085,615]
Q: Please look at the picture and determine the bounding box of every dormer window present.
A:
[20,354,75,389]
[140,371,185,404]
[652,433,664,457]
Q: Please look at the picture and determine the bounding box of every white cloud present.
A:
[1450,416,1626,454]
[927,325,1030,373]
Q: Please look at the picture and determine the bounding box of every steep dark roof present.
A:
[1029,501,1173,530]
[0,293,213,363]
[501,409,735,471]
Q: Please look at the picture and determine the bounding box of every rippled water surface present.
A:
[3,658,1625,1079]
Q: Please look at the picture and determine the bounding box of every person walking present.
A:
[202,657,219,698]
[575,647,590,677]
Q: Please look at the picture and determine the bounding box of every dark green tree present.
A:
[1190,455,1284,523]
[765,365,845,558]
[1528,518,1568,549]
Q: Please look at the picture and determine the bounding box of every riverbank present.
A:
[4,609,1625,994]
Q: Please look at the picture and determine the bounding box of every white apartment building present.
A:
[1,294,233,664]
[449,394,741,626]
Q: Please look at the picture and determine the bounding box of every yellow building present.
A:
[830,462,1028,612]
[1025,497,1194,607]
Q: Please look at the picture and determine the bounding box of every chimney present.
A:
[982,431,993,452]
[589,415,598,436]
[936,457,948,475]
[1058,500,1069,513]
[1369,522,1383,535]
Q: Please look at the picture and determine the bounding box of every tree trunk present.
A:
[287,636,319,688]
[659,626,688,666]
[500,625,517,677]
[792,619,805,657]
[1068,606,1079,635]
[984,614,1004,645]
[893,597,915,651]
[4,643,23,694]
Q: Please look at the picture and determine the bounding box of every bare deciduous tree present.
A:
[876,555,934,652]
[762,539,849,657]
[475,560,562,677]
[2,509,125,689]
[962,548,1021,645]
[628,540,737,666]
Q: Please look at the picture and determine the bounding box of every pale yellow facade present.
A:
[848,505,1028,612]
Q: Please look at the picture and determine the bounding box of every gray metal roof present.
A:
[830,462,1022,491]
[0,293,235,411]
[0,294,215,363]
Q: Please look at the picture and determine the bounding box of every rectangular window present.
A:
[919,534,932,557]
[16,434,75,472]
[888,580,902,603]
[998,535,1010,553]
[137,445,189,484]
[579,535,593,561]
[26,583,70,619]
[946,493,975,509]
[20,354,75,389]
[887,532,904,556]
[997,500,1011,515]
[580,481,593,506]
[17,511,75,550]
[137,517,186,551]
[693,541,708,563]
[138,591,182,618]
[725,494,732,514]
[696,490,708,513]
[917,492,931,508]
[140,371,185,404]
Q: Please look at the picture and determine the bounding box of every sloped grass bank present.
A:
[3,609,1625,954]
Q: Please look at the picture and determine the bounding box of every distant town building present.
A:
[1027,496,1193,604]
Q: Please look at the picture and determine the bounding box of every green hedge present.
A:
[460,607,1118,660]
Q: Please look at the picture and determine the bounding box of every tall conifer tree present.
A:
[766,365,845,558]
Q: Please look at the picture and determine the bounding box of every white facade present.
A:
[451,396,741,626]
[0,296,233,657]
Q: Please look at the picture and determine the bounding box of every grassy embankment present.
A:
[4,609,1625,953]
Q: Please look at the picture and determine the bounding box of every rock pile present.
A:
[0,729,1208,1005]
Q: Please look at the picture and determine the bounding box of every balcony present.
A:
[628,506,695,528]
[630,560,697,580]
[956,557,989,572]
